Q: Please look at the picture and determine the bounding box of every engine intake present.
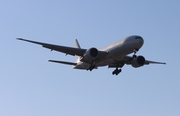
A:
[131,55,145,68]
[80,47,98,62]
[89,47,98,57]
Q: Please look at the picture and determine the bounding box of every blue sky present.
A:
[1,0,180,116]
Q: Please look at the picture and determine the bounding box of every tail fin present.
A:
[74,39,81,62]
[75,39,81,48]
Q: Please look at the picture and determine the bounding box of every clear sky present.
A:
[1,0,180,116]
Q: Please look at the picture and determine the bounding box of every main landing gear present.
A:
[112,68,122,75]
[88,60,96,71]
[89,64,95,71]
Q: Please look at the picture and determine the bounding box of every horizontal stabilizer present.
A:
[49,60,77,65]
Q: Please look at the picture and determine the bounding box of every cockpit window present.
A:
[135,37,142,39]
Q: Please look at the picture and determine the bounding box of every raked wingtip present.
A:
[16,38,23,40]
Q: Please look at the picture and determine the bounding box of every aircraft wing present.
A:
[122,56,166,65]
[144,60,166,64]
[108,55,166,68]
[49,60,77,65]
[17,38,86,56]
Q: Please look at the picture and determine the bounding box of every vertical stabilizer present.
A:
[74,39,81,62]
[75,39,81,49]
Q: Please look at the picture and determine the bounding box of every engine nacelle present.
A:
[81,47,98,62]
[131,55,145,68]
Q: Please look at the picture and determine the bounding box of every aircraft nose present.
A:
[135,36,144,46]
[139,37,144,45]
[135,36,144,45]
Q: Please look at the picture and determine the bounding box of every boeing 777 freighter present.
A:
[17,35,166,75]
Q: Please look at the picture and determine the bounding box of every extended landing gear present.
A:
[112,68,122,75]
[133,48,139,58]
[89,65,95,71]
[133,54,137,58]
[88,60,96,71]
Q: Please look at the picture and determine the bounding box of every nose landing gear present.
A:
[133,48,139,58]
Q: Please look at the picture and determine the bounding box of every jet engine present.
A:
[80,47,98,62]
[131,55,145,68]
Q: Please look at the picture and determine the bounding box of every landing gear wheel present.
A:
[133,55,137,58]
[88,60,96,71]
[133,49,138,58]
[89,65,95,71]
[112,68,122,75]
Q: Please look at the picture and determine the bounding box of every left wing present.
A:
[108,55,166,68]
[123,56,166,65]
[144,60,166,64]
[17,38,86,56]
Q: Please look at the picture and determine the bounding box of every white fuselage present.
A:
[73,35,144,69]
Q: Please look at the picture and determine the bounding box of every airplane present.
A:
[17,35,166,75]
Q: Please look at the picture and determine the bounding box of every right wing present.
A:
[17,38,86,56]
[49,60,77,65]
[17,38,108,60]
